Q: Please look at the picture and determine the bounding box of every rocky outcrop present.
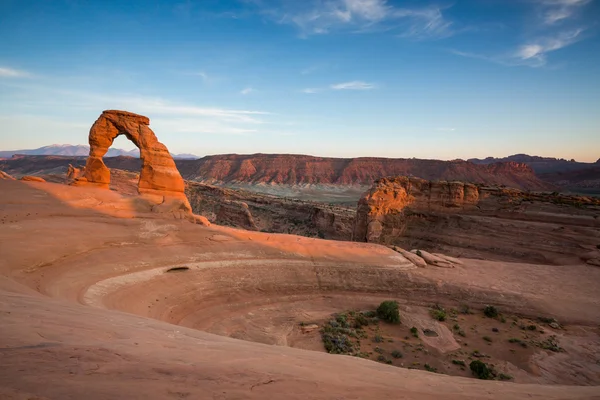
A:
[353,176,600,265]
[66,164,85,182]
[72,110,191,212]
[215,200,258,231]
[0,170,15,180]
[353,177,481,243]
[20,175,46,182]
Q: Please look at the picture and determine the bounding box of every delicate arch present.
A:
[83,110,185,197]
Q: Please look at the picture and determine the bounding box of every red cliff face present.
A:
[176,154,553,191]
[352,176,600,265]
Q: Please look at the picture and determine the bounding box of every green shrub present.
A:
[498,373,513,381]
[377,301,400,324]
[410,326,419,338]
[508,338,528,348]
[373,334,384,343]
[452,359,466,366]
[430,309,447,321]
[424,363,437,373]
[459,304,472,314]
[354,313,369,328]
[391,350,403,359]
[483,336,492,342]
[376,355,386,362]
[483,306,498,318]
[470,360,493,380]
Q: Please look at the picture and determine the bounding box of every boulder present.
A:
[392,246,427,268]
[433,253,464,266]
[20,175,46,182]
[411,249,455,268]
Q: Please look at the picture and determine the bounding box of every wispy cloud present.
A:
[301,88,321,94]
[537,0,590,24]
[437,127,456,132]
[0,67,32,78]
[330,81,375,90]
[301,81,376,93]
[240,87,255,95]
[251,0,454,39]
[452,28,586,67]
[515,28,583,65]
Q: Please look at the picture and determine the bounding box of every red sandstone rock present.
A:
[0,170,15,180]
[352,176,600,265]
[73,110,191,212]
[66,164,85,182]
[20,175,46,182]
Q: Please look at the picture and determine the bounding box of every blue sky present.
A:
[0,0,598,161]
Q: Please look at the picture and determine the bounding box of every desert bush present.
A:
[470,360,493,380]
[536,335,562,352]
[353,313,369,328]
[430,308,447,321]
[498,373,513,381]
[410,326,419,338]
[424,363,437,373]
[322,331,354,354]
[508,338,528,348]
[452,359,466,366]
[483,305,498,318]
[391,350,403,359]
[373,334,384,343]
[377,300,400,324]
[459,304,472,314]
[483,336,492,342]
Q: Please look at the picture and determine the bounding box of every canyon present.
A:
[1,111,599,399]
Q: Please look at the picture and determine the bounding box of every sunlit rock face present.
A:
[73,110,191,212]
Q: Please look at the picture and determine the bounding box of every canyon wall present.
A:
[353,177,600,265]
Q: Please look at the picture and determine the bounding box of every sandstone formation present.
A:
[215,200,258,231]
[66,163,85,181]
[73,110,191,212]
[391,246,427,268]
[20,175,46,182]
[353,176,600,265]
[0,170,15,180]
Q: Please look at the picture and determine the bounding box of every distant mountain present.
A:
[468,154,597,174]
[0,144,198,159]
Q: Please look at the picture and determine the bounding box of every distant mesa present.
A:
[71,110,196,216]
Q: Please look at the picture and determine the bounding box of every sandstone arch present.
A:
[74,110,191,212]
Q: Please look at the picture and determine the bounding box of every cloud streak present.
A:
[301,80,376,93]
[330,81,375,90]
[537,0,590,24]
[0,67,32,78]
[251,0,454,39]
